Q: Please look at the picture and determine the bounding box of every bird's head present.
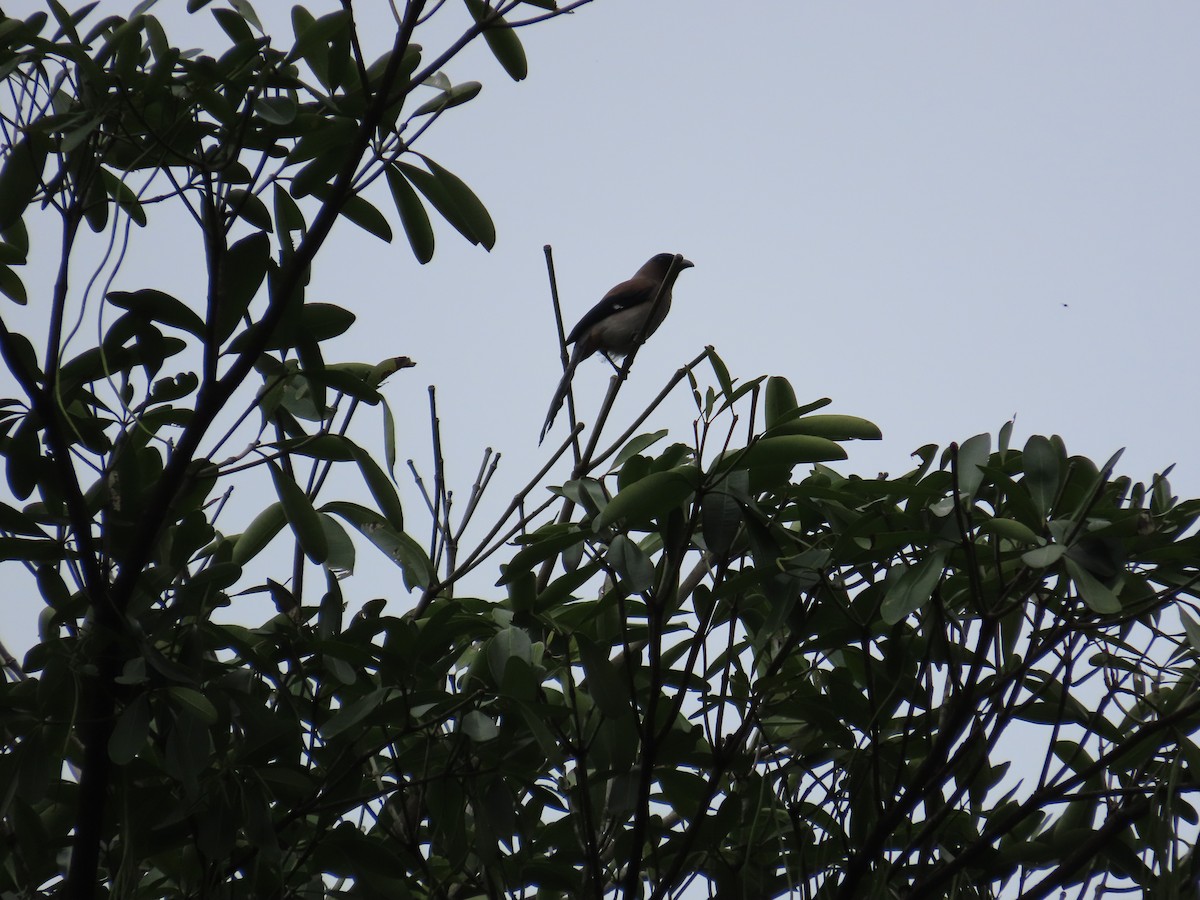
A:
[641,252,694,279]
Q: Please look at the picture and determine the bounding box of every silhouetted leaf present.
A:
[882,549,947,625]
[606,534,655,591]
[108,289,205,337]
[217,232,270,343]
[322,501,433,590]
[0,132,49,231]
[413,79,482,116]
[226,188,273,231]
[1064,557,1122,614]
[231,501,287,567]
[465,0,528,80]
[575,634,628,719]
[385,164,434,263]
[108,695,151,764]
[595,467,697,530]
[310,183,392,242]
[347,441,404,532]
[400,158,495,249]
[954,433,991,501]
[769,414,882,441]
[1024,434,1060,519]
[269,460,327,564]
[0,264,26,305]
[724,435,846,472]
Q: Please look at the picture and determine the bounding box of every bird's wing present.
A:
[564,275,657,345]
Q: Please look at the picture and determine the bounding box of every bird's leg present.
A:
[601,352,624,375]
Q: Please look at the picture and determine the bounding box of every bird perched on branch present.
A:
[539,252,694,445]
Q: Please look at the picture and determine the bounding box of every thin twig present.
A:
[414,425,582,615]
[587,347,712,474]
[543,244,582,463]
[454,448,500,538]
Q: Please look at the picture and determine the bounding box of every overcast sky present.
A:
[342,0,1200,485]
[3,1,1199,652]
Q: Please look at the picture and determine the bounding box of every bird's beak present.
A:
[679,257,695,269]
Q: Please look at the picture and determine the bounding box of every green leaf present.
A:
[574,634,629,719]
[882,549,947,625]
[231,501,287,567]
[413,79,482,117]
[1051,739,1096,778]
[1021,543,1065,568]
[6,417,41,501]
[954,433,991,501]
[1064,557,1122,614]
[101,169,146,226]
[606,534,655,591]
[595,466,697,530]
[0,537,66,562]
[108,289,205,338]
[465,0,528,80]
[290,148,347,200]
[231,302,355,353]
[167,686,218,725]
[0,502,48,539]
[763,376,798,429]
[109,695,151,764]
[321,363,384,403]
[536,560,601,612]
[212,6,253,43]
[515,701,565,765]
[612,430,669,469]
[725,435,846,472]
[288,9,350,87]
[254,95,297,125]
[497,529,586,585]
[347,441,404,531]
[79,168,107,233]
[322,687,388,740]
[268,460,328,564]
[0,264,27,305]
[487,626,532,685]
[0,18,26,44]
[229,0,263,31]
[998,418,1014,454]
[382,398,398,477]
[146,372,198,407]
[0,132,49,231]
[321,501,433,590]
[0,235,26,266]
[319,512,356,577]
[981,517,1042,545]
[701,473,745,558]
[274,182,306,241]
[313,184,392,242]
[1024,435,1060,519]
[226,188,273,232]
[768,414,882,441]
[400,159,495,250]
[462,710,499,742]
[385,164,434,263]
[325,654,355,685]
[217,232,270,342]
[1181,609,1200,655]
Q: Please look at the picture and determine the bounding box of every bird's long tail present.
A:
[539,347,582,445]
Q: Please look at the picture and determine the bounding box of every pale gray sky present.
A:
[352,1,1199,481]
[3,1,1199,652]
